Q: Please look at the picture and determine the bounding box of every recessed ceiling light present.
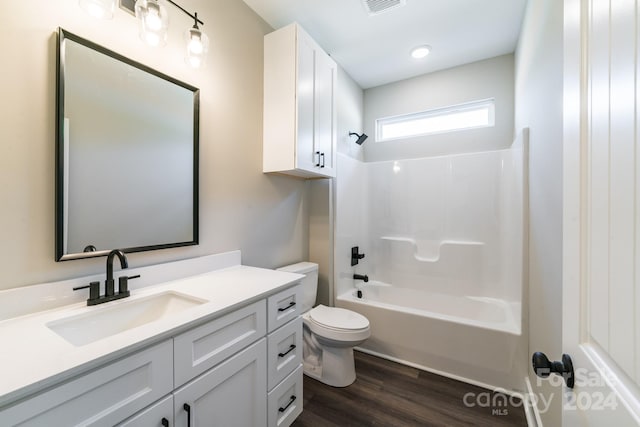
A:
[411,45,431,59]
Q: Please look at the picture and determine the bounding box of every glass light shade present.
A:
[79,0,115,19]
[185,27,209,68]
[135,0,169,47]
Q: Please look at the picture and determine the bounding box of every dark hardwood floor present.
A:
[292,351,528,427]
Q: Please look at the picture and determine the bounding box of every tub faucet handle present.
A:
[351,246,365,266]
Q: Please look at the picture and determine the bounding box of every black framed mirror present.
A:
[56,28,199,261]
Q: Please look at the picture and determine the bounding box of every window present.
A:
[375,99,495,142]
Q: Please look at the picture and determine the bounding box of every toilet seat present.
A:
[309,305,369,330]
[305,305,370,342]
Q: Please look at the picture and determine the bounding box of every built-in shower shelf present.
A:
[379,236,484,262]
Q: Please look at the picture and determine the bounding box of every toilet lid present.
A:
[309,305,369,330]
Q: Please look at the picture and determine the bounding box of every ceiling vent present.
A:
[362,0,407,16]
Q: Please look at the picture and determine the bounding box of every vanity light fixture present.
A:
[79,0,116,19]
[411,45,431,59]
[79,0,208,68]
[136,0,208,68]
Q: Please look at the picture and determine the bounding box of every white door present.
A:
[562,0,640,424]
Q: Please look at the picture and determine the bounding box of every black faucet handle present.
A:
[118,274,140,296]
[73,281,101,303]
[351,246,366,266]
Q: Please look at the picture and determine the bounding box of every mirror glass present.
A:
[56,28,199,261]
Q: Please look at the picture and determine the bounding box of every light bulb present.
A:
[143,2,163,31]
[188,34,203,55]
[185,25,209,69]
[145,10,162,31]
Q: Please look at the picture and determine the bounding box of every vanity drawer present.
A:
[267,316,303,390]
[0,339,173,427]
[267,364,303,427]
[174,300,266,387]
[267,284,302,332]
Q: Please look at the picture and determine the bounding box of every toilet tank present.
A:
[277,262,318,313]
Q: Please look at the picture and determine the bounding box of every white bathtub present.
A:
[336,281,525,391]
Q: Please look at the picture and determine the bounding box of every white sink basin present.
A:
[47,291,207,346]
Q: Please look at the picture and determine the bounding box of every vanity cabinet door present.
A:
[0,340,173,427]
[173,338,267,427]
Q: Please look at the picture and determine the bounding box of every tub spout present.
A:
[353,274,369,283]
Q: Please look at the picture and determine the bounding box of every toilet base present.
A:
[303,346,356,387]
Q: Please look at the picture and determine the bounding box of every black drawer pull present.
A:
[161,418,169,427]
[278,344,296,358]
[183,403,191,427]
[278,301,296,312]
[279,395,297,413]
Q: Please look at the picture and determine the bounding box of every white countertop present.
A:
[0,258,302,407]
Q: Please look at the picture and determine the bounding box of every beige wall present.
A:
[514,0,564,424]
[0,0,310,290]
[363,54,515,162]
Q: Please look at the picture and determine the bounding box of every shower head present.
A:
[349,132,368,145]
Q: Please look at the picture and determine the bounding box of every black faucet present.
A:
[106,249,128,297]
[73,249,139,306]
[353,274,369,283]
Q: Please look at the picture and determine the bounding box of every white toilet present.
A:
[278,262,370,387]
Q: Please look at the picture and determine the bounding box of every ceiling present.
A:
[242,0,528,89]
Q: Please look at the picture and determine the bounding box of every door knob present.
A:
[532,352,575,388]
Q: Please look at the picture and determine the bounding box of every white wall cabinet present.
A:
[0,284,304,427]
[263,23,337,179]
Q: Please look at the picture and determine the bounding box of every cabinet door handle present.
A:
[183,403,191,427]
[320,152,325,168]
[278,301,296,312]
[279,395,297,413]
[315,151,321,167]
[161,418,170,427]
[278,344,296,358]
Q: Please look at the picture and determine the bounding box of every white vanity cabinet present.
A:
[263,22,337,179]
[0,340,174,426]
[0,282,304,427]
[265,285,304,427]
[172,300,268,426]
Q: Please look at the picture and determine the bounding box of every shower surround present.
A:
[335,133,528,392]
